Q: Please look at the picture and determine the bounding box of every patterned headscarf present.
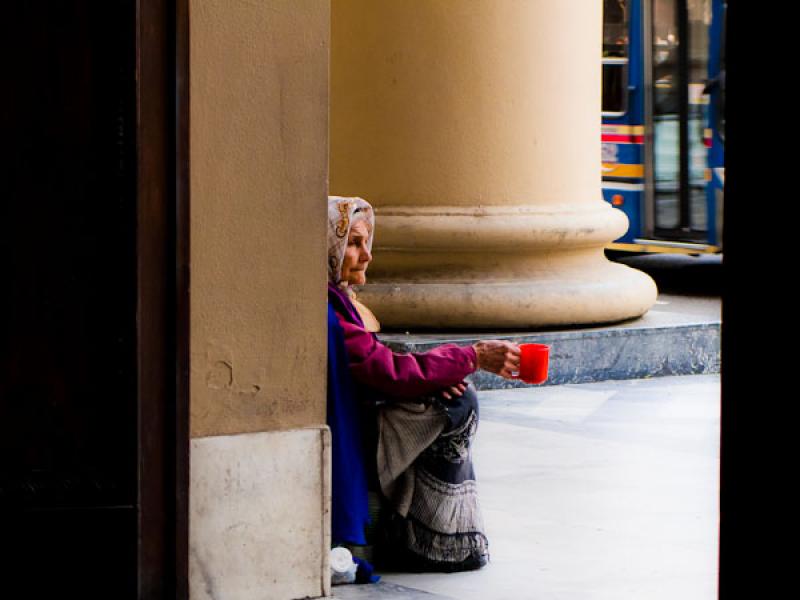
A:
[327,196,375,286]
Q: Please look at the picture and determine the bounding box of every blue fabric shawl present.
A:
[327,301,370,546]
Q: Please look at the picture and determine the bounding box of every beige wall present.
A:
[189,2,331,598]
[190,0,329,438]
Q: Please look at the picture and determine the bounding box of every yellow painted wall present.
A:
[190,0,329,437]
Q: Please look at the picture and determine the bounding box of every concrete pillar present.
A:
[331,0,657,329]
[190,1,330,598]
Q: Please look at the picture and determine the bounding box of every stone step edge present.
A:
[379,321,721,389]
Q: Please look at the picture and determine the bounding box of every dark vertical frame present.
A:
[136,0,189,595]
[174,0,191,596]
[675,0,690,232]
[2,2,140,595]
[642,0,656,237]
[717,2,768,597]
[1,2,188,595]
[136,0,168,592]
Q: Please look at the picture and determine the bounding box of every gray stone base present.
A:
[379,311,720,390]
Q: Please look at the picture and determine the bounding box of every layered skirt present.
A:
[372,385,488,572]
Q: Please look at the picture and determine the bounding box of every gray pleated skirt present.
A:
[374,384,489,572]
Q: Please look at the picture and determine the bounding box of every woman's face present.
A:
[341,220,372,286]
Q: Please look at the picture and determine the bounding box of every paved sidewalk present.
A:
[333,374,720,600]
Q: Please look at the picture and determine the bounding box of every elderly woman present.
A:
[327,196,520,573]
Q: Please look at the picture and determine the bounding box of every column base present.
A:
[359,261,657,330]
[358,204,658,329]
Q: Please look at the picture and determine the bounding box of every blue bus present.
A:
[602,0,725,254]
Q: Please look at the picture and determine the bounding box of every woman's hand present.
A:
[473,340,521,379]
[439,382,467,402]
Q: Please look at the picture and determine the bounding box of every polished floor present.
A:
[333,374,720,600]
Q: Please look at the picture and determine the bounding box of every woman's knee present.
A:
[461,383,479,415]
[441,383,479,430]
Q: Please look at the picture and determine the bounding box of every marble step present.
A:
[378,307,720,390]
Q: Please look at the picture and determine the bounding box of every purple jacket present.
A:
[327,283,477,400]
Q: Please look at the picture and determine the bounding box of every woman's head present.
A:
[341,219,372,286]
[327,196,375,287]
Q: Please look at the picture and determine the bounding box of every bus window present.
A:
[602,0,629,116]
[687,0,712,232]
[603,0,628,56]
[651,0,711,236]
[602,59,629,116]
[652,0,681,230]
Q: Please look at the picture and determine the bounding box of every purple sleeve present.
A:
[336,313,477,399]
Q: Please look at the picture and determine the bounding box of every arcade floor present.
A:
[332,374,720,600]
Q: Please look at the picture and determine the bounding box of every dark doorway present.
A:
[0,2,188,597]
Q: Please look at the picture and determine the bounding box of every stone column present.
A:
[331,0,656,329]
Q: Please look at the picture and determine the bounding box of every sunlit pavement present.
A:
[333,374,720,600]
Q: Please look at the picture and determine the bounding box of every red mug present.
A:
[513,343,549,384]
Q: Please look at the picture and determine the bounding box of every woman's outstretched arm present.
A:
[336,313,520,399]
[336,314,476,398]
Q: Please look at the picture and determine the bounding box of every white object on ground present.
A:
[330,546,357,585]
